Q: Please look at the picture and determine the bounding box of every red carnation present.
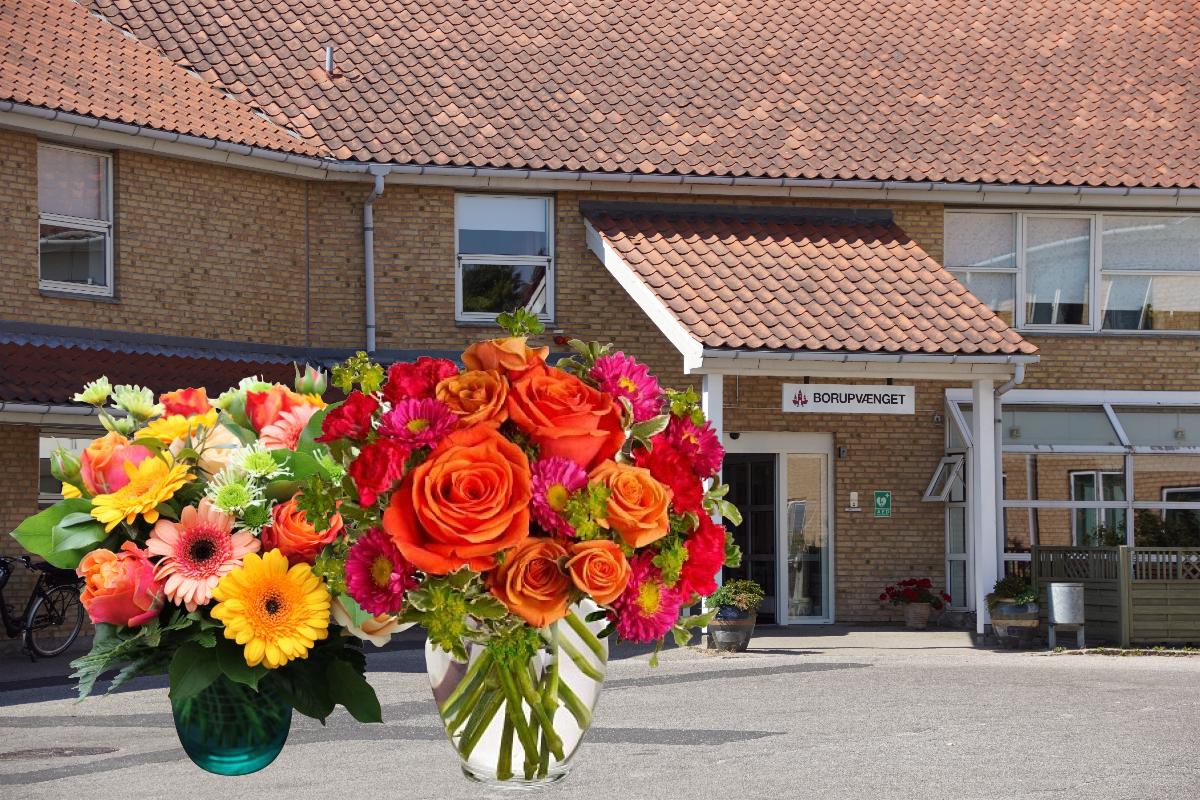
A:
[633,438,704,514]
[383,357,459,403]
[317,390,379,443]
[348,439,410,506]
[677,514,727,599]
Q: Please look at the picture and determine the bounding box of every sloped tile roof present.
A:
[81,0,1200,187]
[585,205,1037,356]
[0,0,324,156]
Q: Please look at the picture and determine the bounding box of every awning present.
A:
[583,202,1037,379]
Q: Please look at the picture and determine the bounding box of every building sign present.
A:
[782,384,915,415]
[874,491,892,518]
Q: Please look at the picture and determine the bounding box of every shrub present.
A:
[707,579,764,612]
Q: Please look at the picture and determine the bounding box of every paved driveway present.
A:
[1,631,1198,799]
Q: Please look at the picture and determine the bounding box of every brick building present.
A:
[2,0,1199,636]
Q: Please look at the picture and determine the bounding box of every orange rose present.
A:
[261,497,344,565]
[591,461,672,548]
[245,385,314,432]
[566,539,631,605]
[507,366,625,470]
[80,432,152,495]
[383,425,532,574]
[491,537,572,628]
[159,387,212,417]
[462,336,548,375]
[435,369,509,426]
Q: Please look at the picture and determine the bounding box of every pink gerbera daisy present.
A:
[665,415,724,478]
[344,528,417,615]
[378,398,457,448]
[259,403,319,450]
[611,552,684,643]
[588,352,664,423]
[530,457,588,537]
[146,498,260,611]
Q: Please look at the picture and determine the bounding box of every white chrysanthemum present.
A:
[73,377,112,406]
[111,384,162,420]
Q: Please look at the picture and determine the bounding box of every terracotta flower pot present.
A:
[903,602,932,630]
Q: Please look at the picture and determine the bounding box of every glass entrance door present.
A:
[723,454,776,623]
[783,453,831,622]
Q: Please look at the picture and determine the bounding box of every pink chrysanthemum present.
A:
[611,552,684,643]
[665,416,724,478]
[259,404,319,450]
[344,527,417,615]
[146,498,260,612]
[530,457,588,537]
[378,397,457,448]
[588,352,664,423]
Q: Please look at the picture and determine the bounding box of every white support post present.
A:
[971,378,999,636]
[701,373,725,618]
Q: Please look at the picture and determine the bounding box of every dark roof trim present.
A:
[579,201,893,226]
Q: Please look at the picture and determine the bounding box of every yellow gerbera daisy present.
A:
[210,549,331,669]
[90,456,194,532]
[135,409,220,445]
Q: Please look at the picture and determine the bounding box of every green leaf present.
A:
[221,416,258,445]
[629,414,670,443]
[13,498,101,568]
[275,663,335,723]
[296,406,331,455]
[168,641,222,701]
[336,594,375,628]
[215,638,266,690]
[325,659,382,723]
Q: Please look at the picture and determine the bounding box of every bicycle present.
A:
[0,554,85,659]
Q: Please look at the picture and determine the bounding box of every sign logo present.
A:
[782,383,915,415]
[874,491,892,518]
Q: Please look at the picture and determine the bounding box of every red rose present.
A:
[317,390,380,443]
[678,514,726,599]
[879,593,888,601]
[159,387,212,417]
[383,357,459,403]
[633,438,703,514]
[349,439,410,506]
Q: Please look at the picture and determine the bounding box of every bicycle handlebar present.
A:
[0,555,33,567]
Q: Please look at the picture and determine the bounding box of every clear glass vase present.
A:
[170,675,293,776]
[426,602,609,788]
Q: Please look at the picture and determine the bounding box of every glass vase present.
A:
[170,675,293,776]
[426,602,608,788]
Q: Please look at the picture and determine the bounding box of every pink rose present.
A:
[77,542,163,627]
[80,432,152,495]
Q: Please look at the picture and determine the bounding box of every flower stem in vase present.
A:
[565,610,607,661]
[559,636,604,682]
[439,649,493,720]
[459,685,504,760]
[496,715,515,782]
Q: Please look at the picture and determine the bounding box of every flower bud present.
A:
[295,364,328,396]
[100,413,137,436]
[50,447,82,485]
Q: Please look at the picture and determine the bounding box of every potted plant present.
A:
[879,578,950,630]
[986,575,1040,648]
[706,579,765,652]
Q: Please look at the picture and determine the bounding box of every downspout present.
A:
[363,171,385,354]
[989,362,1025,614]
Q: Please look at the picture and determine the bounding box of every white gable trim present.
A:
[583,220,705,372]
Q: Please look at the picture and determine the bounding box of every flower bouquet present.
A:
[10,371,390,775]
[310,311,742,785]
[879,577,952,630]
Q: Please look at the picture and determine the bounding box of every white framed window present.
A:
[945,210,1200,333]
[454,194,553,323]
[923,454,965,502]
[1069,470,1128,546]
[38,143,113,296]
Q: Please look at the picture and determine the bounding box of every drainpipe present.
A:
[988,362,1025,625]
[362,171,385,353]
[995,363,1025,397]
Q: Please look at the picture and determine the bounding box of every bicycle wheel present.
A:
[25,584,84,658]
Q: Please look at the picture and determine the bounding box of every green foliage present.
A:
[169,641,222,701]
[987,575,1038,610]
[707,579,765,612]
[11,498,114,569]
[1135,508,1200,546]
[486,625,543,669]
[70,610,197,698]
[723,530,743,569]
[402,569,511,661]
[269,634,381,724]
[1078,522,1126,547]
[331,352,385,396]
[555,338,613,379]
[652,535,688,587]
[313,537,351,596]
[703,482,743,527]
[664,387,705,424]
[628,414,670,451]
[563,482,611,541]
[495,308,545,336]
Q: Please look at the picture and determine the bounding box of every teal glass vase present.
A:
[170,675,292,775]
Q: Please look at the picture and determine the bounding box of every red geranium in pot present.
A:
[879,578,951,630]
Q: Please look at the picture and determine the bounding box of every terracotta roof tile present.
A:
[585,205,1037,356]
[0,0,323,156]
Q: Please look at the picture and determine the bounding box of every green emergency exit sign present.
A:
[873,491,892,518]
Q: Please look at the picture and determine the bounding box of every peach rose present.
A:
[490,537,572,628]
[462,336,548,375]
[383,425,532,574]
[566,539,631,605]
[331,596,412,647]
[261,497,345,565]
[80,432,152,495]
[507,366,625,470]
[245,385,313,432]
[77,542,163,627]
[591,461,672,548]
[435,369,509,426]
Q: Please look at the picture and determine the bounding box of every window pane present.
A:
[1101,215,1200,271]
[945,212,1016,268]
[39,224,107,286]
[1116,407,1200,446]
[39,146,107,220]
[1003,508,1032,554]
[953,270,1015,325]
[1101,275,1200,331]
[459,262,547,315]
[1025,216,1091,325]
[947,560,966,606]
[1002,405,1120,446]
[457,196,549,256]
[947,506,966,553]
[1132,454,1200,545]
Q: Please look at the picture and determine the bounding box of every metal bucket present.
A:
[1047,582,1085,625]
